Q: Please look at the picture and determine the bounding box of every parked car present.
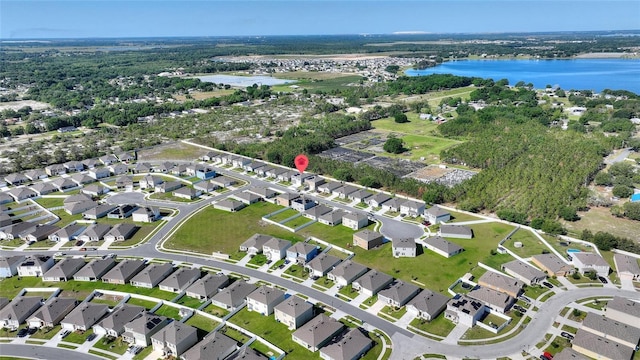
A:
[54,252,65,257]
[75,240,84,246]
[542,281,553,289]
[80,247,87,251]
[560,332,574,340]
[59,330,71,338]
[519,296,531,303]
[513,305,527,313]
[17,328,29,338]
[598,276,608,284]
[27,327,38,335]
[86,333,97,342]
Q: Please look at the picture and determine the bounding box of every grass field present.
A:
[563,206,640,241]
[266,209,300,223]
[409,313,456,337]
[126,297,158,309]
[34,197,65,208]
[503,229,549,258]
[271,73,363,93]
[184,313,220,332]
[397,85,476,108]
[138,141,208,162]
[174,89,235,101]
[447,210,484,223]
[153,304,181,320]
[93,336,129,355]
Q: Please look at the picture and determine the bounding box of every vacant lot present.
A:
[503,229,549,258]
[563,206,640,241]
[272,73,363,92]
[138,141,208,161]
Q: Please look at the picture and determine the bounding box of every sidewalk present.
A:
[556,276,578,290]
[441,323,469,344]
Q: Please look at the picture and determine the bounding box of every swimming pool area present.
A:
[567,249,582,253]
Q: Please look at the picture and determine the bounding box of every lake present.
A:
[405,59,640,94]
[197,74,296,87]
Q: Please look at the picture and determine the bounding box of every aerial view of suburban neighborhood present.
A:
[0,2,639,360]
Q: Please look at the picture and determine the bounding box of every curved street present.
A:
[0,344,104,360]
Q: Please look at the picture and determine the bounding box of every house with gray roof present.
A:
[0,193,13,204]
[45,164,66,176]
[0,296,43,329]
[61,302,109,331]
[99,154,119,166]
[424,206,450,224]
[318,210,345,226]
[64,160,84,172]
[17,255,54,277]
[7,187,37,202]
[0,255,26,278]
[319,328,373,360]
[42,258,86,282]
[553,348,589,360]
[614,253,640,281]
[342,212,368,230]
[400,200,425,216]
[48,223,85,243]
[582,312,640,349]
[23,224,60,243]
[132,206,160,223]
[107,204,138,220]
[71,173,95,186]
[4,173,28,185]
[333,185,358,199]
[378,281,421,308]
[181,332,238,360]
[155,181,183,193]
[101,259,146,285]
[439,224,473,239]
[194,180,218,193]
[478,271,523,298]
[27,297,77,329]
[292,197,315,212]
[211,281,257,310]
[82,158,99,169]
[159,267,201,293]
[606,296,640,328]
[122,313,171,347]
[210,175,236,188]
[286,242,319,264]
[304,176,325,191]
[77,223,112,242]
[423,236,464,258]
[317,181,341,194]
[151,321,199,358]
[213,199,245,212]
[64,200,98,215]
[51,178,78,192]
[115,175,134,190]
[292,314,344,352]
[244,161,266,173]
[572,252,610,277]
[93,304,145,337]
[381,198,403,212]
[531,253,574,277]
[74,258,116,282]
[263,237,292,261]
[328,260,368,288]
[348,189,372,203]
[109,163,129,176]
[130,263,174,288]
[444,295,486,327]
[233,192,261,205]
[353,230,384,250]
[406,289,449,321]
[174,187,202,200]
[104,223,139,242]
[352,270,394,297]
[82,184,108,197]
[139,175,163,189]
[572,329,634,360]
[0,222,37,240]
[88,167,111,180]
[30,182,57,196]
[230,347,267,360]
[185,273,230,300]
[247,285,285,316]
[392,238,416,258]
[247,186,278,199]
[256,166,274,177]
[274,295,314,330]
[304,205,334,221]
[367,193,392,208]
[240,234,273,255]
[305,253,342,278]
[24,169,47,181]
[501,260,547,285]
[468,287,514,313]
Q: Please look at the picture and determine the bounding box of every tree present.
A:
[394,113,409,123]
[530,218,545,229]
[359,176,381,188]
[333,168,353,182]
[541,220,565,235]
[612,185,633,198]
[623,202,640,221]
[559,206,579,221]
[594,172,613,186]
[383,137,406,154]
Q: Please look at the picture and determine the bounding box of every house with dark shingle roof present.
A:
[501,260,547,285]
[392,238,416,258]
[406,289,449,321]
[210,281,257,310]
[93,304,145,337]
[30,182,57,196]
[367,193,392,208]
[122,313,171,347]
[130,263,174,288]
[240,234,273,255]
[74,258,116,282]
[423,236,464,258]
[581,312,640,349]
[378,281,420,308]
[439,224,473,239]
[305,253,341,278]
[159,267,201,293]
[424,206,450,224]
[352,270,394,297]
[328,260,368,288]
[42,258,86,282]
[101,259,146,285]
[151,321,198,358]
[0,222,37,240]
[246,285,285,316]
[61,302,109,331]
[614,253,640,281]
[319,328,373,360]
[353,230,384,250]
[185,273,230,301]
[274,295,314,330]
[181,332,238,360]
[17,255,54,277]
[531,253,574,277]
[104,223,139,242]
[0,297,43,329]
[318,209,345,226]
[572,329,634,360]
[467,287,514,313]
[48,223,85,243]
[0,255,26,278]
[606,296,640,329]
[286,242,318,264]
[478,271,523,298]
[77,223,112,242]
[27,297,77,329]
[292,314,344,352]
[263,237,292,261]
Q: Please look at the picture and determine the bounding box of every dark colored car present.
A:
[86,333,97,342]
[560,331,574,340]
[75,240,84,246]
[542,281,553,289]
[17,328,29,337]
[598,276,608,284]
[519,296,531,303]
[27,327,38,335]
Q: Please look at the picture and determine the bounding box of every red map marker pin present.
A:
[295,154,309,173]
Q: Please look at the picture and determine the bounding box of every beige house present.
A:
[352,230,383,250]
[246,285,285,316]
[274,295,314,330]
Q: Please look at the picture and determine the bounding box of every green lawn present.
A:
[202,303,230,318]
[28,240,59,249]
[248,254,269,267]
[409,313,456,337]
[28,325,61,340]
[153,304,182,320]
[90,297,121,307]
[64,329,93,344]
[379,305,407,320]
[110,224,157,248]
[313,276,335,289]
[447,210,484,223]
[298,221,375,251]
[282,216,315,229]
[272,74,363,92]
[185,314,220,332]
[176,295,206,309]
[50,209,84,228]
[148,192,196,203]
[523,285,549,300]
[338,284,360,299]
[165,202,303,255]
[544,335,572,357]
[34,197,65,209]
[503,229,550,258]
[283,264,308,280]
[132,345,154,360]
[126,297,158,309]
[93,336,129,355]
[229,308,313,360]
[267,209,300,223]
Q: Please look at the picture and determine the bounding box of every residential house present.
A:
[194,180,218,194]
[0,222,37,240]
[265,167,287,179]
[27,298,77,329]
[327,260,368,288]
[99,154,119,166]
[572,252,611,276]
[130,263,174,288]
[213,199,245,212]
[42,258,86,282]
[181,332,238,360]
[478,271,523,298]
[139,175,163,190]
[381,198,403,213]
[247,285,286,316]
[0,193,12,204]
[246,186,277,200]
[423,236,464,258]
[153,162,174,174]
[170,164,188,176]
[45,164,66,176]
[173,187,202,200]
[256,166,274,177]
[93,305,145,337]
[70,173,95,186]
[0,255,26,278]
[317,181,341,194]
[61,302,109,331]
[122,313,171,347]
[292,197,316,212]
[468,287,514,313]
[132,162,151,174]
[7,187,37,202]
[232,157,251,168]
[353,230,384,250]
[378,281,420,308]
[158,267,201,293]
[150,321,198,358]
[348,189,372,204]
[501,260,547,285]
[244,161,266,173]
[64,199,99,216]
[48,223,85,243]
[318,210,345,226]
[104,223,139,242]
[233,192,261,205]
[0,213,10,227]
[24,169,47,181]
[83,203,117,220]
[63,161,84,172]
[572,329,634,360]
[30,182,57,196]
[240,234,273,255]
[424,206,451,224]
[367,193,391,208]
[77,223,112,242]
[531,253,574,276]
[277,170,298,183]
[22,224,60,243]
[304,176,325,191]
[210,176,236,188]
[185,273,230,300]
[73,258,116,282]
[552,349,589,360]
[263,237,292,261]
[581,312,640,349]
[286,242,319,264]
[0,298,8,310]
[275,192,300,207]
[400,200,425,217]
[17,255,54,277]
[352,270,394,297]
[406,289,449,321]
[342,212,368,230]
[88,167,111,180]
[319,328,372,360]
[274,295,314,330]
[117,152,135,163]
[4,173,28,186]
[291,172,311,187]
[305,253,342,278]
[82,159,99,169]
[101,259,146,284]
[156,181,183,193]
[304,205,333,220]
[81,184,109,197]
[210,281,257,310]
[333,185,358,199]
[115,175,134,191]
[439,224,473,239]
[614,253,640,281]
[132,206,160,223]
[107,204,138,219]
[292,314,344,352]
[0,297,43,329]
[606,296,640,328]
[444,295,487,327]
[392,238,416,258]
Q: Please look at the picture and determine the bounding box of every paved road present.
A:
[0,344,103,360]
[604,147,631,165]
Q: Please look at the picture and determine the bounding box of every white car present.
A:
[59,330,71,338]
[54,252,65,257]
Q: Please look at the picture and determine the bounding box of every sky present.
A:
[1,0,639,39]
